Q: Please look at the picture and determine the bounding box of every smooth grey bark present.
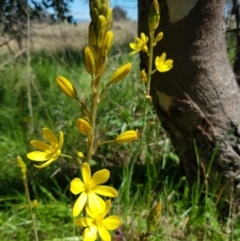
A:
[138,0,240,198]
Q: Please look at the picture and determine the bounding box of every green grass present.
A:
[1,42,240,240]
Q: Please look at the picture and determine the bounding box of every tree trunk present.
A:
[138,0,240,198]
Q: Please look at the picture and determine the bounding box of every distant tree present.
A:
[0,0,73,49]
[113,6,128,21]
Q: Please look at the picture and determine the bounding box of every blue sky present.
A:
[70,0,138,21]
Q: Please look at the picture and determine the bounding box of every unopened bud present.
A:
[99,59,108,75]
[148,0,160,31]
[17,156,27,180]
[84,47,96,75]
[105,8,113,30]
[90,7,99,25]
[93,0,102,10]
[97,15,107,47]
[147,202,162,232]
[88,42,99,60]
[100,3,108,16]
[101,31,114,57]
[155,32,163,42]
[89,23,98,46]
[97,15,106,34]
[115,130,138,144]
[56,76,78,99]
[110,63,132,84]
[77,118,91,136]
[77,151,84,158]
[141,69,148,83]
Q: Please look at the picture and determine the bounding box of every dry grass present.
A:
[0,20,137,55]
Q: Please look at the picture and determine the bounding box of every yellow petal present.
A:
[94,186,118,197]
[70,178,85,194]
[88,192,106,215]
[91,169,110,185]
[129,42,138,50]
[101,216,122,230]
[42,128,58,144]
[58,131,64,149]
[30,140,50,151]
[75,217,93,227]
[83,227,97,241]
[34,159,54,169]
[159,52,166,62]
[98,226,111,241]
[82,162,91,183]
[27,151,52,161]
[72,192,88,217]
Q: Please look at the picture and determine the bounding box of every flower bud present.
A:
[100,3,108,16]
[92,0,102,10]
[148,0,160,31]
[105,8,113,30]
[97,15,107,47]
[84,47,96,75]
[77,151,84,158]
[101,31,114,57]
[141,69,148,83]
[90,7,99,25]
[89,23,98,46]
[77,118,91,136]
[147,202,162,232]
[99,59,108,75]
[16,156,27,180]
[97,15,106,34]
[109,63,132,84]
[115,130,138,144]
[56,76,78,99]
[155,32,163,42]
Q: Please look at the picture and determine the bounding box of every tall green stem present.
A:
[85,75,100,164]
[146,30,155,97]
[23,178,39,241]
[124,30,155,203]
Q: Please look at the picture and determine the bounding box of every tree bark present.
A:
[138,0,240,198]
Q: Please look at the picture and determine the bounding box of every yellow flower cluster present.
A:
[129,0,173,96]
[26,1,141,240]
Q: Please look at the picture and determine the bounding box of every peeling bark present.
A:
[138,0,240,198]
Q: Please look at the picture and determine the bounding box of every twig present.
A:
[0,48,26,69]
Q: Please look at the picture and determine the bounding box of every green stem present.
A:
[124,30,155,203]
[85,78,99,164]
[23,178,39,241]
[60,154,72,159]
[146,30,155,96]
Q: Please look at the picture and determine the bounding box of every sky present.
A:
[70,0,138,21]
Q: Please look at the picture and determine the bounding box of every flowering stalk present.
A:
[17,156,39,241]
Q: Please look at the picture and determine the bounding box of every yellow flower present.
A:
[27,128,63,169]
[75,200,121,241]
[155,52,173,72]
[115,130,138,144]
[70,162,118,217]
[129,33,148,55]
